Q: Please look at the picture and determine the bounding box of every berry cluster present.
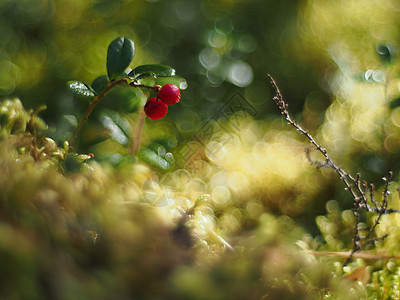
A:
[144,84,181,120]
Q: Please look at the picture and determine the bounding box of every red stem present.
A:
[68,79,157,146]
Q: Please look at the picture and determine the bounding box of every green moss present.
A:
[0,99,396,299]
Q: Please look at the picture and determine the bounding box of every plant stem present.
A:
[68,79,157,146]
[129,82,160,93]
[69,79,125,146]
[130,105,146,155]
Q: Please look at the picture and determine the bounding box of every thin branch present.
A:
[69,79,159,146]
[367,182,379,210]
[267,74,396,264]
[306,250,400,260]
[267,74,361,201]
[364,172,393,242]
[129,82,160,93]
[69,79,126,145]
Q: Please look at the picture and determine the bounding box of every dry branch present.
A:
[267,74,398,264]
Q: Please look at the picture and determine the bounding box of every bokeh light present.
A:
[4,1,400,298]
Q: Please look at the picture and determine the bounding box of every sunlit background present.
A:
[4,0,400,298]
[3,0,400,252]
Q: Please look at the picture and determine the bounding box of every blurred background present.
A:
[6,2,400,297]
[3,0,400,231]
[0,0,324,129]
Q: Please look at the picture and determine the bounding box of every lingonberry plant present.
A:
[66,37,184,155]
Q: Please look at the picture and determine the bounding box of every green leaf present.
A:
[116,70,130,80]
[155,76,188,90]
[91,75,109,95]
[139,147,171,170]
[128,64,175,78]
[376,44,395,64]
[66,81,96,98]
[107,37,135,80]
[390,97,400,109]
[135,72,157,80]
[100,109,132,146]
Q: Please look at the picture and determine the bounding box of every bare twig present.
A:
[306,250,400,260]
[267,74,396,264]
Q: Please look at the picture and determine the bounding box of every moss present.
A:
[0,99,394,299]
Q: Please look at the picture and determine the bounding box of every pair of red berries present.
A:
[144,84,181,120]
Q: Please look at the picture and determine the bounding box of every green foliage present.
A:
[376,44,395,64]
[5,1,400,298]
[129,64,176,79]
[140,146,172,171]
[0,100,354,299]
[64,37,184,155]
[106,37,135,81]
[4,99,400,298]
[91,75,109,95]
[66,81,96,98]
[100,109,132,147]
[389,97,400,109]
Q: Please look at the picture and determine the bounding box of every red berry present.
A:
[144,97,168,120]
[158,84,181,105]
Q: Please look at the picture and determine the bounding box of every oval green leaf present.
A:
[107,37,135,80]
[155,76,188,90]
[100,109,132,146]
[376,44,394,64]
[139,147,171,170]
[128,64,175,78]
[135,72,157,80]
[390,97,400,109]
[91,75,109,95]
[66,81,96,98]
